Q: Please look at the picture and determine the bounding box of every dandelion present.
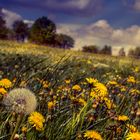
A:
[78,98,87,106]
[3,88,37,114]
[84,130,103,140]
[72,85,81,91]
[86,78,98,84]
[117,115,129,121]
[0,88,7,95]
[94,82,108,97]
[65,79,71,84]
[126,124,137,133]
[127,76,136,83]
[21,126,27,133]
[0,78,12,88]
[126,132,140,140]
[48,101,56,110]
[28,111,45,131]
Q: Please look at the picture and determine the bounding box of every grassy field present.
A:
[0,40,140,140]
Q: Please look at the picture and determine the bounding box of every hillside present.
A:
[0,40,140,140]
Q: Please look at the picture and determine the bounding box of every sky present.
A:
[1,0,140,55]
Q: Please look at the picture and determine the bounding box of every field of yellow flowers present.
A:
[0,40,140,140]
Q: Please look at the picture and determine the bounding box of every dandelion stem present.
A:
[10,114,23,140]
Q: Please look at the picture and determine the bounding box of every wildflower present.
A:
[127,76,136,83]
[65,79,71,84]
[0,88,7,95]
[86,78,98,84]
[21,126,27,133]
[28,111,45,131]
[117,115,129,121]
[78,98,87,106]
[72,85,81,91]
[3,88,37,114]
[130,89,140,95]
[126,124,137,133]
[104,98,114,109]
[84,130,103,140]
[94,82,108,97]
[42,81,50,88]
[126,132,140,140]
[0,78,12,88]
[48,101,56,110]
[108,81,118,85]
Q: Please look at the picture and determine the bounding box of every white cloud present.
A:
[1,8,22,28]
[57,20,140,55]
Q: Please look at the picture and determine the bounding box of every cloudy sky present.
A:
[1,0,140,54]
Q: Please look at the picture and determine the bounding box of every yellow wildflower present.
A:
[126,132,140,140]
[0,79,12,88]
[72,85,81,91]
[126,124,137,133]
[108,81,118,85]
[48,101,56,110]
[127,76,136,83]
[42,81,50,88]
[94,82,108,97]
[0,88,7,95]
[117,115,129,121]
[84,130,103,140]
[86,78,98,84]
[28,112,45,131]
[78,98,87,106]
[21,126,27,133]
[65,79,71,84]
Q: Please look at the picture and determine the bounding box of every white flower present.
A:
[3,88,37,114]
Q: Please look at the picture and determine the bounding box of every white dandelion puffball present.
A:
[4,88,37,114]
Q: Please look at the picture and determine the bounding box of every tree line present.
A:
[0,16,74,49]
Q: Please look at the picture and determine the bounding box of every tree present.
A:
[55,34,74,49]
[118,48,125,56]
[100,45,112,55]
[13,20,29,42]
[29,16,56,44]
[128,48,135,57]
[0,16,8,39]
[82,45,99,53]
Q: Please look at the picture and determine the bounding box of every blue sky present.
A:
[1,0,140,54]
[1,0,140,27]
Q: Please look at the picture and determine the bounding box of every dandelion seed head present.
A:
[3,88,37,114]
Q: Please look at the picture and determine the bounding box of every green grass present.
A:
[0,40,140,140]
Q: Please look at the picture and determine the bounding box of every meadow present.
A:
[0,40,140,140]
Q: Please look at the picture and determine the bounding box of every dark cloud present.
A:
[0,0,104,17]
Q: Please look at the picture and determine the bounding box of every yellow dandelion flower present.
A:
[94,82,108,97]
[126,124,137,133]
[0,78,12,88]
[72,85,81,91]
[86,78,98,84]
[78,98,87,106]
[126,132,140,140]
[108,81,118,85]
[84,130,103,140]
[21,126,27,133]
[42,81,50,88]
[127,76,136,83]
[28,112,45,131]
[104,98,114,110]
[0,88,7,95]
[65,79,71,84]
[117,115,129,121]
[48,101,56,110]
